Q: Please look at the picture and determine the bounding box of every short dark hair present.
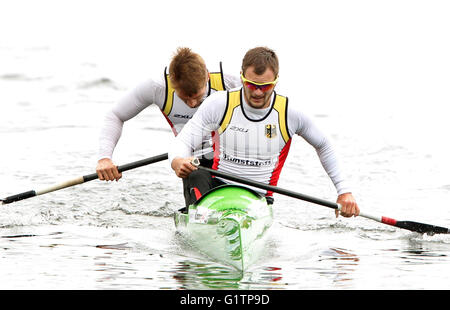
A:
[241,47,279,77]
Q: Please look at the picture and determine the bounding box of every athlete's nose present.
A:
[253,88,264,96]
[186,98,199,108]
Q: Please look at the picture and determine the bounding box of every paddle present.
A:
[193,161,449,235]
[1,153,168,205]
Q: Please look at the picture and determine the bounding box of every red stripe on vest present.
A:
[160,110,178,136]
[211,131,220,171]
[267,139,292,196]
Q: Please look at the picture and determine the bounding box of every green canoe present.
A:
[174,184,273,271]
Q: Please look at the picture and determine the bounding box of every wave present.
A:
[107,202,175,218]
[0,124,89,134]
[0,73,50,81]
[77,77,121,90]
[278,219,450,244]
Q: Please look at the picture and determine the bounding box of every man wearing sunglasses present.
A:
[96,47,241,187]
[169,47,359,218]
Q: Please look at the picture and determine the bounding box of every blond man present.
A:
[96,47,241,184]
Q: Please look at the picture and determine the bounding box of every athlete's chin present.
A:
[249,98,266,108]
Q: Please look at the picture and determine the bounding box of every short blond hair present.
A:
[169,47,208,96]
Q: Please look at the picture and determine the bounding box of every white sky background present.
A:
[1,0,448,97]
[1,0,450,153]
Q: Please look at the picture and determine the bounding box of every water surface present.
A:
[1,1,450,290]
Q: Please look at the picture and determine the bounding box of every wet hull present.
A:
[174,185,273,271]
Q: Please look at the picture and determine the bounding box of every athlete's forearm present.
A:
[168,138,193,167]
[315,140,351,195]
[97,79,161,160]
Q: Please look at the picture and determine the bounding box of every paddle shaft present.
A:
[1,153,168,205]
[197,165,339,209]
[196,165,449,235]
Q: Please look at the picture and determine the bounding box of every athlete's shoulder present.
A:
[204,89,229,105]
[198,90,228,115]
[274,90,288,100]
[222,73,241,90]
[283,99,318,136]
[133,68,166,94]
[135,76,165,92]
[210,61,241,90]
[271,91,289,113]
[130,77,165,107]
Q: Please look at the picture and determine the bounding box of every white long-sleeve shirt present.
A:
[169,89,351,195]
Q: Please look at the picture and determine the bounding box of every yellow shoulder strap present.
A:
[218,89,241,134]
[273,94,291,143]
[162,67,174,115]
[209,62,226,91]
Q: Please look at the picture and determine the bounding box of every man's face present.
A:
[176,72,209,109]
[176,84,208,108]
[242,66,277,109]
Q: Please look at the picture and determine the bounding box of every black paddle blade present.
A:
[395,220,449,235]
[1,190,37,205]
